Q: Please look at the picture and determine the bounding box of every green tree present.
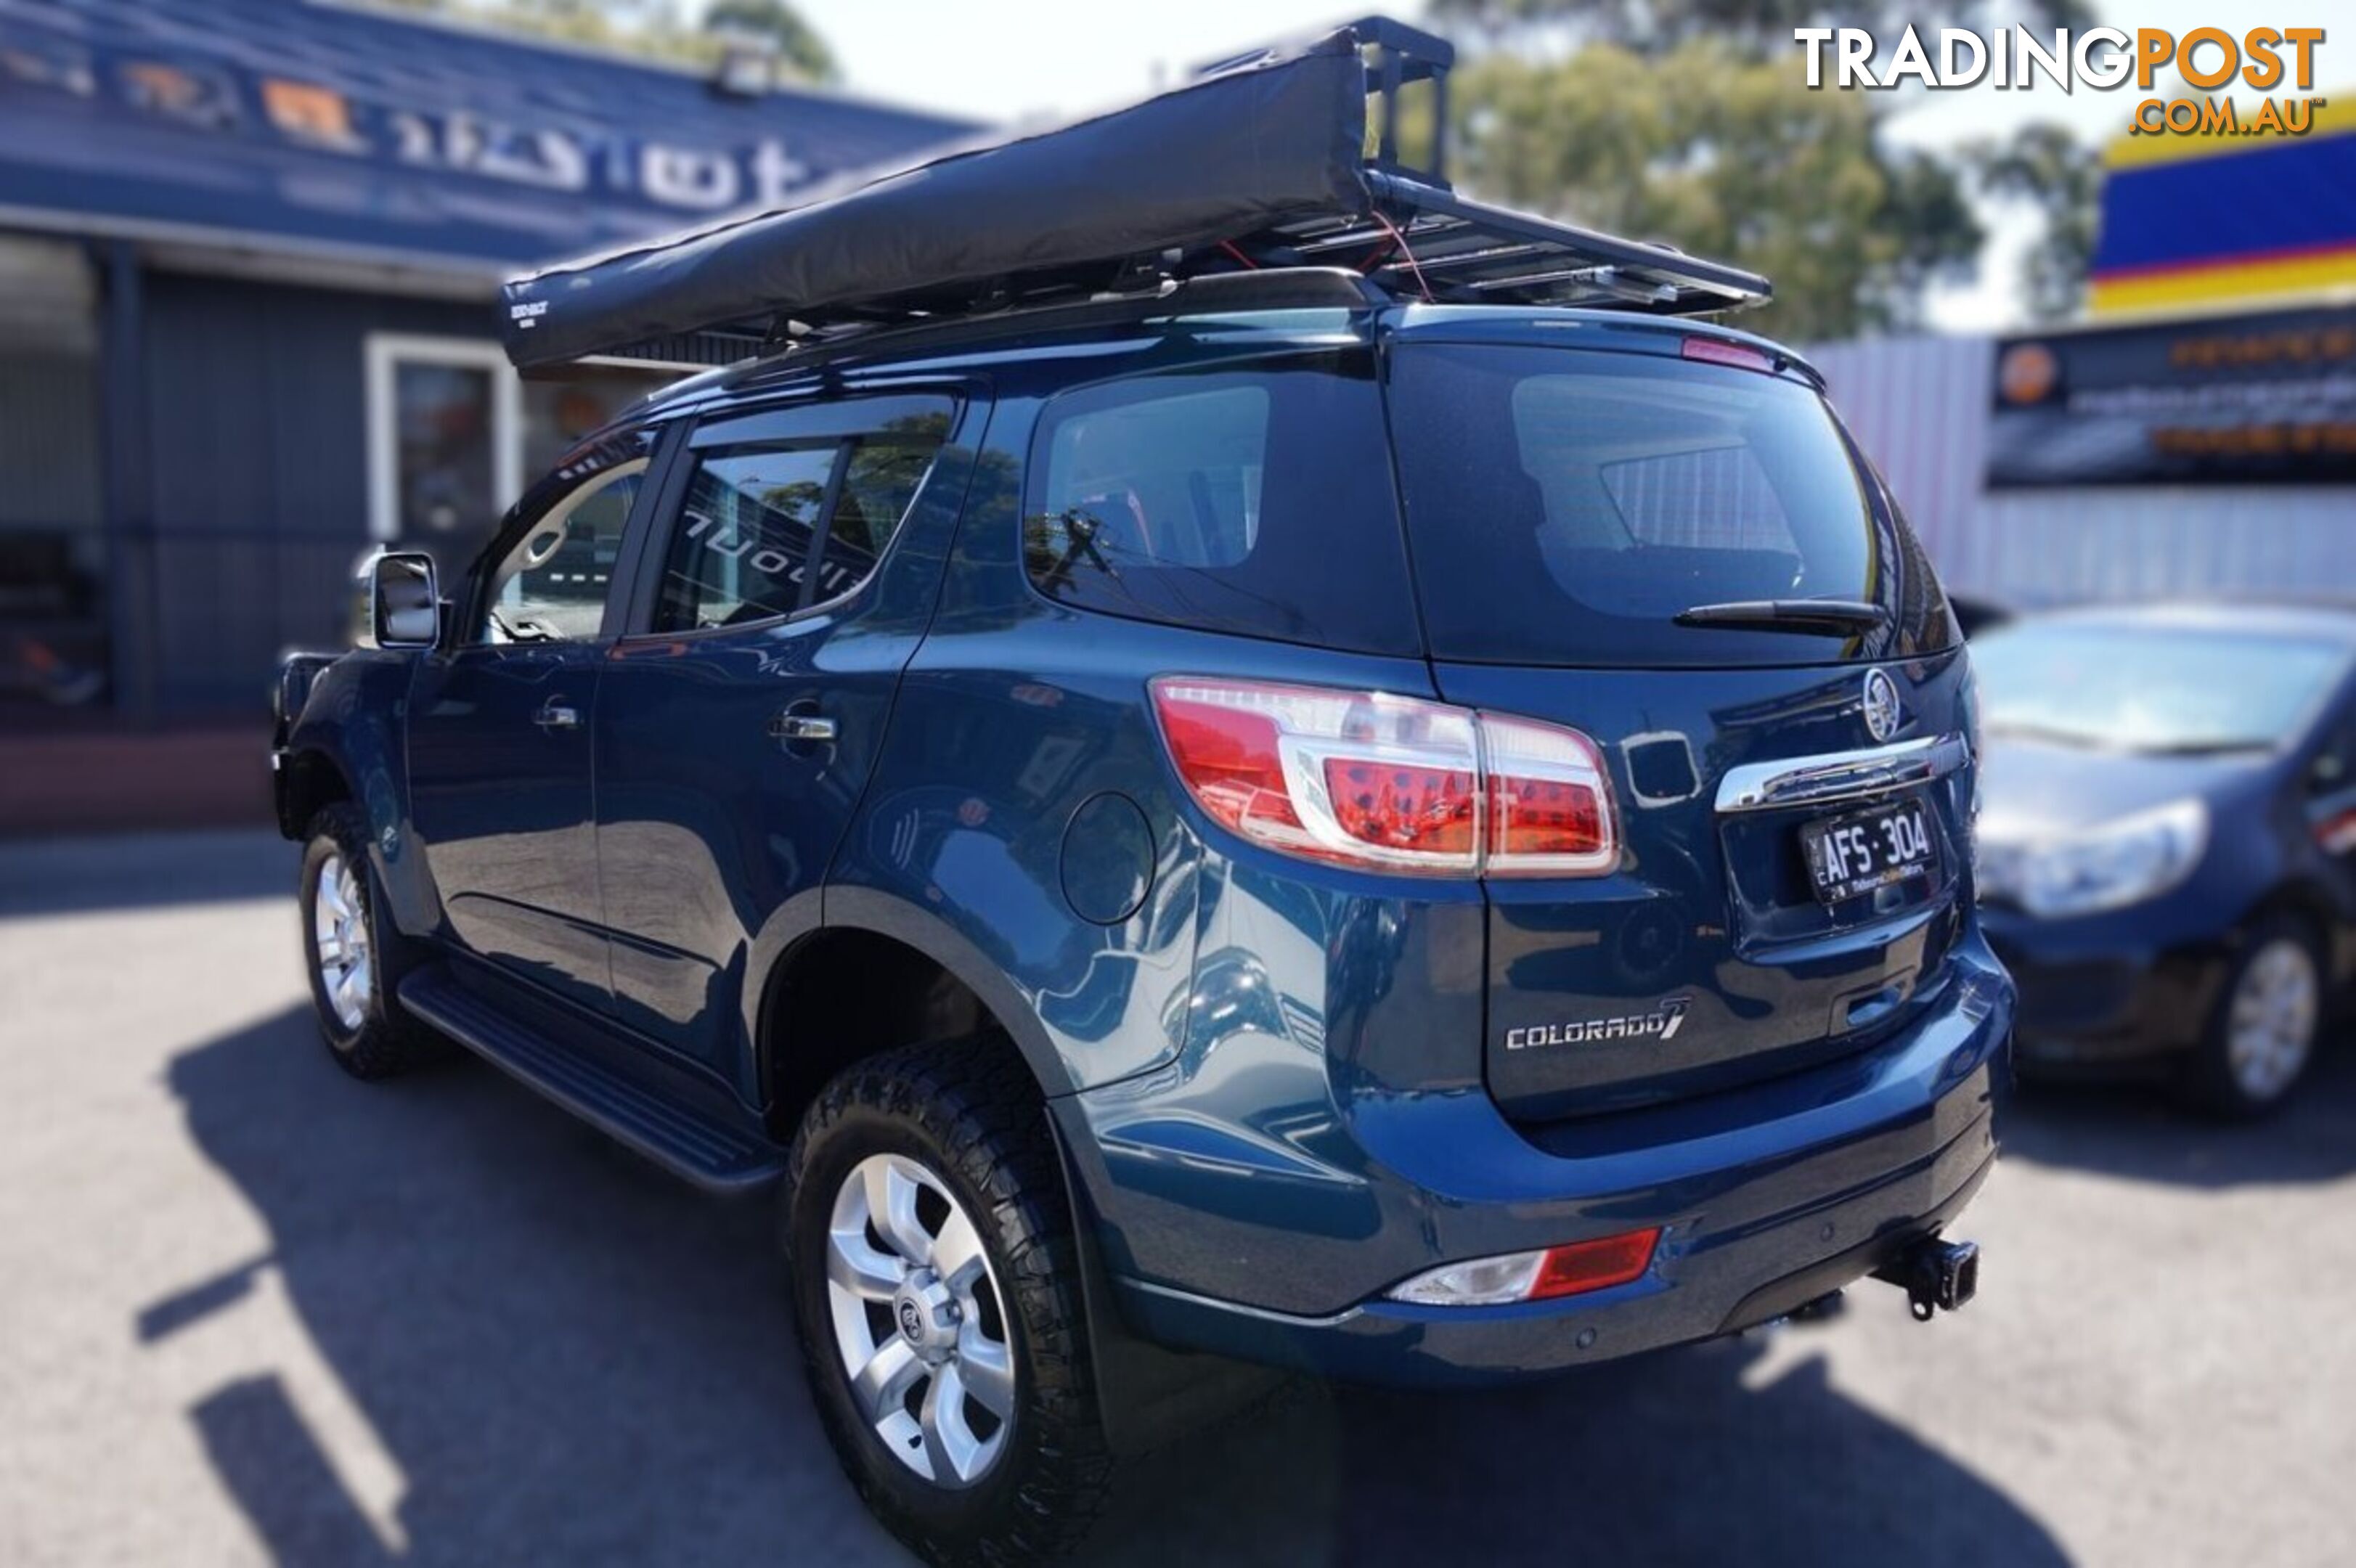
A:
[1454,40,1980,339]
[1431,0,2096,338]
[379,0,836,83]
[704,0,839,84]
[1429,0,2098,46]
[1966,122,2105,323]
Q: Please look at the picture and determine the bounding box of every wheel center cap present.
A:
[893,1272,960,1359]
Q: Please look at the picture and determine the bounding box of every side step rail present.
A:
[398,967,787,1194]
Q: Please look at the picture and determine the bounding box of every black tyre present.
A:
[783,1039,1112,1565]
[298,804,442,1079]
[2183,912,2325,1119]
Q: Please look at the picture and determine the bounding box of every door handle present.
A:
[768,711,838,743]
[534,700,580,732]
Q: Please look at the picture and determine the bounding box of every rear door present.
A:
[1385,330,1970,1119]
[592,386,982,1080]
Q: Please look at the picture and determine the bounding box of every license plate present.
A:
[1799,798,1936,904]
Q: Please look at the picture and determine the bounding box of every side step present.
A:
[398,967,787,1194]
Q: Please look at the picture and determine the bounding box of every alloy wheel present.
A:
[2226,936,2318,1104]
[823,1153,1016,1488]
[312,852,374,1032]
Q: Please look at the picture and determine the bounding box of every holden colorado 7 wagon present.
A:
[269,21,2012,1564]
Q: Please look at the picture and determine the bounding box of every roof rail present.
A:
[500,17,1770,374]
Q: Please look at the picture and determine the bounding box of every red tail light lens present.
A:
[1149,678,1481,872]
[1151,677,1617,878]
[1528,1228,1660,1300]
[1482,714,1617,875]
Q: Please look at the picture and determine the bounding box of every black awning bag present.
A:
[500,30,1369,369]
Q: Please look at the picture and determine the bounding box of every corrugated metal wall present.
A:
[1804,334,2356,608]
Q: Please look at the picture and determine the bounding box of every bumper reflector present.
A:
[1387,1228,1661,1307]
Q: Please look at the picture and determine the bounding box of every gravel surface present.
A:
[3,830,2349,1567]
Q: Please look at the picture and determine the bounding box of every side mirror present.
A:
[369,551,441,650]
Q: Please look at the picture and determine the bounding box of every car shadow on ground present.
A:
[2004,1038,2356,1189]
[158,1007,2066,1567]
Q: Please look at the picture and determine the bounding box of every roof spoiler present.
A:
[500,16,1771,374]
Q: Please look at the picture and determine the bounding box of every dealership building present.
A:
[0,0,963,728]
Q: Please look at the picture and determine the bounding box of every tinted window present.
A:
[812,414,951,605]
[655,446,838,632]
[1023,354,1419,656]
[1389,343,1952,666]
[653,409,951,634]
[1973,621,2348,755]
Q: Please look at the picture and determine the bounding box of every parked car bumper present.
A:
[1059,942,2013,1387]
[1980,907,2225,1076]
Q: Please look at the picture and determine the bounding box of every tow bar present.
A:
[1872,1236,1980,1322]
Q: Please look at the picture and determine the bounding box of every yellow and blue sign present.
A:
[2092,96,2356,317]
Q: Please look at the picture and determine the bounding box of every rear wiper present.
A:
[1673,599,1889,636]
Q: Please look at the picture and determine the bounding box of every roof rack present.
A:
[500,17,1771,374]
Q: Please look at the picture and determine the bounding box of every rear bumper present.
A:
[1113,1118,1994,1387]
[1058,942,2013,1387]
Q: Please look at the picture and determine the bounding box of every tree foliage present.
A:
[1965,122,2104,323]
[378,0,838,83]
[1453,40,1981,339]
[1428,0,2099,48]
[703,0,839,83]
[1434,0,2102,338]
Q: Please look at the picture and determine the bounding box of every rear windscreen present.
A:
[1387,342,1953,666]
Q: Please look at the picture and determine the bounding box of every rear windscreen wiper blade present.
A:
[1672,599,1889,635]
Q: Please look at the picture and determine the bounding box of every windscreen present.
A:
[1972,621,2347,754]
[1387,342,1952,666]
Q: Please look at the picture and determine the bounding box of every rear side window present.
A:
[1022,353,1419,656]
[1389,343,1954,666]
[652,412,948,634]
[656,447,838,631]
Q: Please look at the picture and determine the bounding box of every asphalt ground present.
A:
[4,829,2351,1567]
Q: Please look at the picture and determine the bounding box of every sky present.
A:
[767,1,2350,333]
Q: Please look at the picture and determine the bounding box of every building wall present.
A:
[1808,333,2355,609]
[133,272,487,715]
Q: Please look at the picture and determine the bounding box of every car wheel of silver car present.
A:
[2188,915,2323,1118]
[783,1037,1113,1564]
[298,803,441,1079]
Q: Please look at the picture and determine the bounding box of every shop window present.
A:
[366,335,673,552]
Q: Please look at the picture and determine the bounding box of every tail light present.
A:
[1149,677,1618,878]
[1387,1228,1661,1307]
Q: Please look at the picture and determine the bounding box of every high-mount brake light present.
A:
[1682,336,1777,374]
[1150,677,1618,878]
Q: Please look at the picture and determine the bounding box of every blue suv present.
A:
[271,25,2011,1562]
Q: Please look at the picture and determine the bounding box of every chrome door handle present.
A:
[534,701,580,732]
[768,711,837,743]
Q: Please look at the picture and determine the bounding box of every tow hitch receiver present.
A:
[1872,1236,1980,1322]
